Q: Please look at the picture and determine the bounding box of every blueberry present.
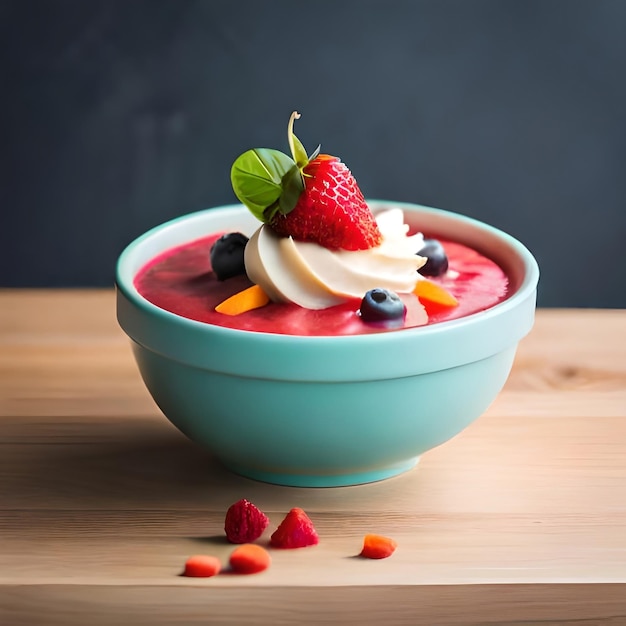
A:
[210,232,249,280]
[417,238,448,277]
[359,288,406,323]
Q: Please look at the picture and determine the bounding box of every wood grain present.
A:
[1,290,625,625]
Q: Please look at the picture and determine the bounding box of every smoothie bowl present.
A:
[115,114,539,487]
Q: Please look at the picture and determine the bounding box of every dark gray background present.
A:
[2,0,625,307]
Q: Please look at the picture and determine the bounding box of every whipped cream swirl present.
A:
[244,208,427,310]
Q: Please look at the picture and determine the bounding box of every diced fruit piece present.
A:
[215,284,270,315]
[224,498,270,544]
[360,534,397,559]
[417,238,449,277]
[414,279,459,308]
[231,112,382,251]
[358,288,406,323]
[229,543,271,574]
[210,232,249,281]
[270,507,319,549]
[182,555,222,577]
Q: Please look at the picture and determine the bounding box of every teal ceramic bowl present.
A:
[116,201,539,487]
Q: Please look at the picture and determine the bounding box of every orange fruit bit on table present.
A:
[413,279,459,308]
[229,543,271,574]
[182,555,222,577]
[360,534,398,559]
[215,284,270,315]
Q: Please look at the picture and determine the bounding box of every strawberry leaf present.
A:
[308,144,321,161]
[287,111,309,170]
[231,148,297,223]
[290,133,309,169]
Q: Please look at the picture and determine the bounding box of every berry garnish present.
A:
[224,498,270,544]
[270,507,319,549]
[231,112,382,251]
[417,238,448,277]
[358,288,406,323]
[210,232,249,281]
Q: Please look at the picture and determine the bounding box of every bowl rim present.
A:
[116,201,539,381]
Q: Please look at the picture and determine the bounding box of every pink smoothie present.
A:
[134,233,509,336]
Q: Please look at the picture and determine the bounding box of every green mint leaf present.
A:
[279,164,305,215]
[231,148,296,222]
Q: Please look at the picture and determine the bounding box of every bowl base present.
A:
[221,457,420,488]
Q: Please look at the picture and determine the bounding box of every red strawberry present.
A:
[224,498,270,544]
[231,111,383,252]
[269,154,382,250]
[270,507,319,549]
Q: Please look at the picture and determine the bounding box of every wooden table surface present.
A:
[1,290,625,625]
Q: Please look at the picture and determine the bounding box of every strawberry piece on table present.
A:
[231,111,382,251]
[224,498,270,544]
[270,507,319,549]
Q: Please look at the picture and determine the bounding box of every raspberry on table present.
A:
[224,498,270,544]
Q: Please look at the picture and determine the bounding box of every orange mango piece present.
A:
[413,279,459,308]
[215,284,270,315]
[229,543,271,574]
[360,534,398,559]
[182,555,222,577]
